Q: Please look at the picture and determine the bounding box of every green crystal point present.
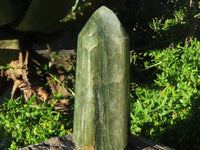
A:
[73,6,130,150]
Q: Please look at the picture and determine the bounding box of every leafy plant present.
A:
[60,1,92,23]
[43,52,76,97]
[0,47,76,150]
[0,96,73,149]
[131,38,200,149]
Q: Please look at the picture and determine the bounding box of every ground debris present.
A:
[0,49,75,115]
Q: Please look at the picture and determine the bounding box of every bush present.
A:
[0,96,73,149]
[130,39,200,149]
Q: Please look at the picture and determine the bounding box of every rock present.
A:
[18,133,175,150]
[73,6,130,150]
[126,134,175,150]
[18,134,81,150]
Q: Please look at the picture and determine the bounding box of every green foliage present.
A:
[131,39,200,149]
[42,53,76,97]
[72,0,80,12]
[0,49,76,150]
[60,1,92,23]
[128,1,200,148]
[2,1,200,149]
[120,0,200,50]
[0,96,73,149]
[149,10,186,35]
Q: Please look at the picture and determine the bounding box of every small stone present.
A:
[18,134,81,150]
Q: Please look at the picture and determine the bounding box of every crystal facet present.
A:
[73,6,130,150]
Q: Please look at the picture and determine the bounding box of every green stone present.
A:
[73,6,130,150]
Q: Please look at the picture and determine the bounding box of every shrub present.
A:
[0,96,73,149]
[130,38,200,149]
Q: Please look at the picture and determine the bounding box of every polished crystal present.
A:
[73,6,130,150]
